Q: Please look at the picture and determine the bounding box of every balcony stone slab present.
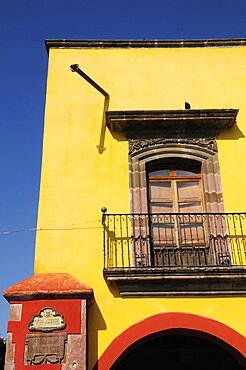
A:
[104,267,246,297]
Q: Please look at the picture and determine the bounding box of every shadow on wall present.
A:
[218,124,245,140]
[88,301,107,370]
[102,123,246,148]
[103,119,245,146]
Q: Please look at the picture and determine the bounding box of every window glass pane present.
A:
[177,182,200,200]
[176,169,199,176]
[150,203,173,213]
[178,202,202,213]
[149,182,171,200]
[149,169,170,176]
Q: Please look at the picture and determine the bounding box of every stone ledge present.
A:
[104,267,246,297]
[106,109,239,137]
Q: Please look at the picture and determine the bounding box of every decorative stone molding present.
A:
[128,137,218,155]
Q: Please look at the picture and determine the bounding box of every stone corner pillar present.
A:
[3,273,93,370]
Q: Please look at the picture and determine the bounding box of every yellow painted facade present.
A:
[34,42,246,368]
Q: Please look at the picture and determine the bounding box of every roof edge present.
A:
[45,38,246,53]
[3,273,94,302]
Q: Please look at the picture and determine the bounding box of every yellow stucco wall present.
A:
[34,46,246,368]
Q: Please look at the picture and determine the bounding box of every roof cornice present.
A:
[45,38,246,53]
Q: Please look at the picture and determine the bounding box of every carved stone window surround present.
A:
[129,138,224,214]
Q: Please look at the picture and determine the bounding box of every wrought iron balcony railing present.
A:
[102,212,246,269]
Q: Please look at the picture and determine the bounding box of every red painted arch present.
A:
[96,312,246,370]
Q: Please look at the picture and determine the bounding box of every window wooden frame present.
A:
[146,160,209,266]
[147,161,204,214]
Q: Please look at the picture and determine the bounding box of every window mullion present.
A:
[172,180,180,249]
[173,180,179,213]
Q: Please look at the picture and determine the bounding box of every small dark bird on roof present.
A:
[185,102,191,109]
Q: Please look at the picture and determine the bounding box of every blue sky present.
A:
[1,0,246,337]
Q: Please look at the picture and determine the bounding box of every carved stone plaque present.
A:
[25,333,67,365]
[29,307,66,332]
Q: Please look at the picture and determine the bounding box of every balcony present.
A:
[102,212,246,297]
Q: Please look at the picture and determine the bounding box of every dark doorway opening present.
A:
[113,332,245,370]
[0,339,5,370]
